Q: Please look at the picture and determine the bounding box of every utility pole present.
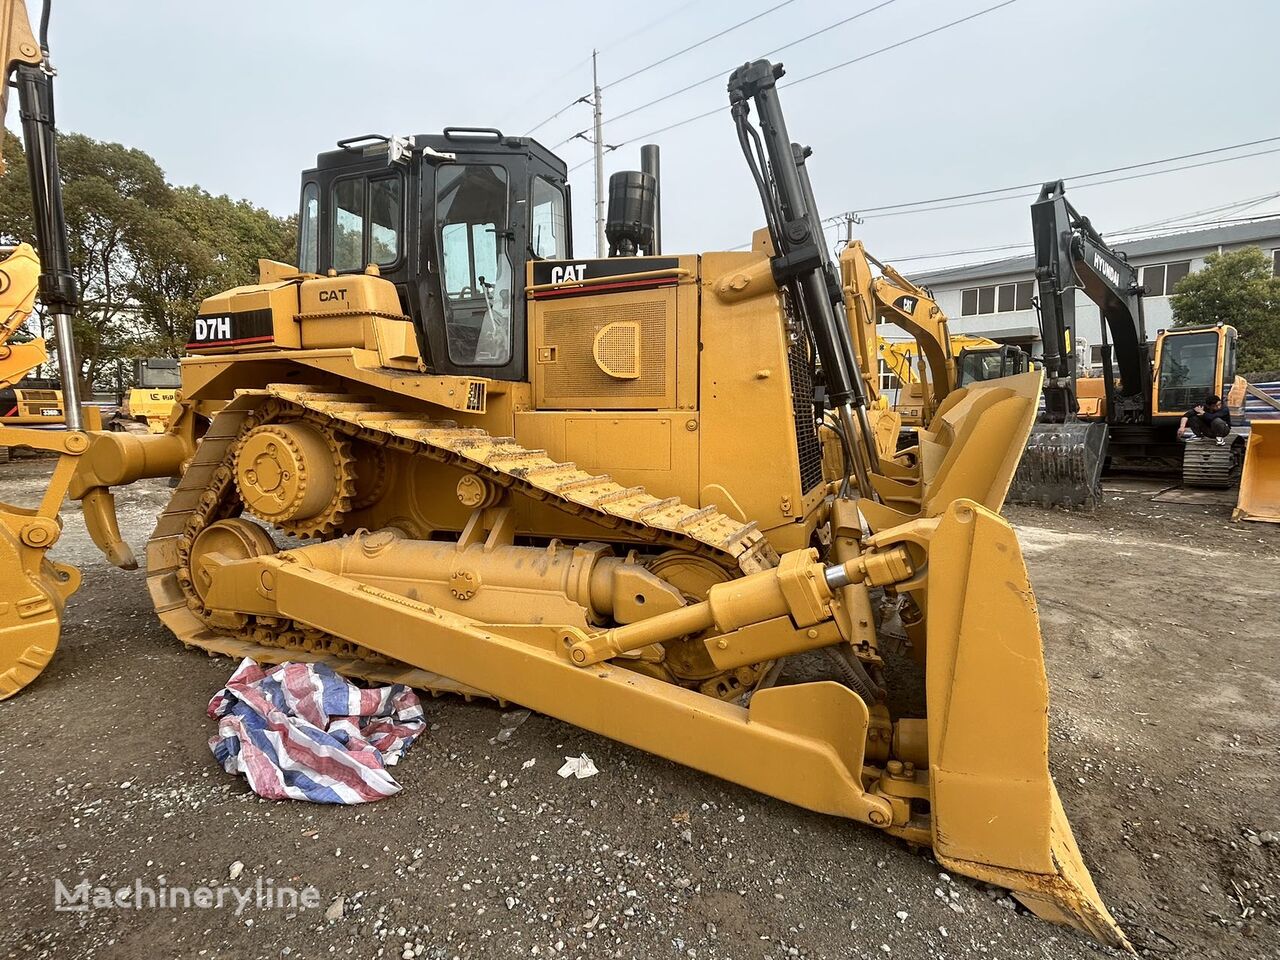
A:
[591,50,606,258]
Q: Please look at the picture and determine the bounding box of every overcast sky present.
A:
[16,0,1280,272]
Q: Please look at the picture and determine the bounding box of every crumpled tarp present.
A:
[208,658,425,803]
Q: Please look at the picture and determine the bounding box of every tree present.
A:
[0,129,296,390]
[128,187,296,356]
[1171,246,1280,373]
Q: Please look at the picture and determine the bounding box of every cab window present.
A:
[332,178,364,272]
[299,182,319,274]
[369,177,401,266]
[1158,331,1218,411]
[531,176,567,259]
[436,165,512,366]
[331,175,402,273]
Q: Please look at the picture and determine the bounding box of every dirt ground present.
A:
[0,460,1276,960]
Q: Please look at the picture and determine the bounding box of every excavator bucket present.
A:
[1233,422,1280,522]
[1008,421,1108,509]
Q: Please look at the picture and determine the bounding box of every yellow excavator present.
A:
[841,240,1029,421]
[0,5,1129,947]
[880,333,1030,426]
[0,241,66,428]
[0,242,46,389]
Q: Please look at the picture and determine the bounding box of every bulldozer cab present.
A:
[297,129,571,383]
[1151,323,1237,420]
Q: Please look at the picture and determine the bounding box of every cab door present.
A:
[416,140,569,384]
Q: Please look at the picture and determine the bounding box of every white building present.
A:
[907,217,1280,372]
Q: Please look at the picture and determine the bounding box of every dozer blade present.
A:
[1008,420,1108,509]
[1234,421,1280,522]
[909,500,1129,949]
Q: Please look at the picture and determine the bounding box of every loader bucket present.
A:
[1007,420,1108,509]
[1234,422,1280,522]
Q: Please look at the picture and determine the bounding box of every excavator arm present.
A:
[1031,180,1150,424]
[840,240,956,420]
[1011,182,1144,507]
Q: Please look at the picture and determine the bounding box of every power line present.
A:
[504,56,592,130]
[856,144,1280,221]
[881,205,1280,267]
[579,0,1022,155]
[782,0,1019,90]
[521,0,705,136]
[588,0,900,135]
[1117,190,1280,234]
[602,0,800,92]
[526,93,591,138]
[600,0,703,54]
[834,133,1280,220]
[885,213,1280,270]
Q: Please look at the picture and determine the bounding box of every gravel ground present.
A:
[0,461,1277,960]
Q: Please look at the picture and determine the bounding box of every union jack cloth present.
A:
[208,658,426,804]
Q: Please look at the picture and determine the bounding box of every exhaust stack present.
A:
[640,143,661,254]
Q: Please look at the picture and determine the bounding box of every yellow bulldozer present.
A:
[0,6,1129,948]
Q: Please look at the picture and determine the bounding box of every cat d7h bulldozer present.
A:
[0,2,1128,947]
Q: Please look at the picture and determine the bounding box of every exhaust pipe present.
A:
[640,143,661,254]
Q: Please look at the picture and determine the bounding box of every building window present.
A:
[960,280,1034,316]
[877,359,898,393]
[1273,249,1279,276]
[1141,260,1191,297]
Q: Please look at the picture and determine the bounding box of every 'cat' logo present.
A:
[193,315,231,341]
[549,264,587,284]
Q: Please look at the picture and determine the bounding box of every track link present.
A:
[145,387,779,694]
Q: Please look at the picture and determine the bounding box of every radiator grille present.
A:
[787,338,825,493]
[537,295,674,409]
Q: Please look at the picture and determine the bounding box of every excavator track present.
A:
[145,386,779,696]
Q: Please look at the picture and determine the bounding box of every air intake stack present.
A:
[605,170,658,257]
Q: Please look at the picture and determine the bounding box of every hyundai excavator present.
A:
[1011,181,1239,506]
[0,2,1129,947]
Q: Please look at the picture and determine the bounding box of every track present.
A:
[144,386,779,695]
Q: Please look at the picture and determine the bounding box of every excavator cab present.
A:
[297,129,571,383]
[954,342,1031,388]
[1151,323,1237,419]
